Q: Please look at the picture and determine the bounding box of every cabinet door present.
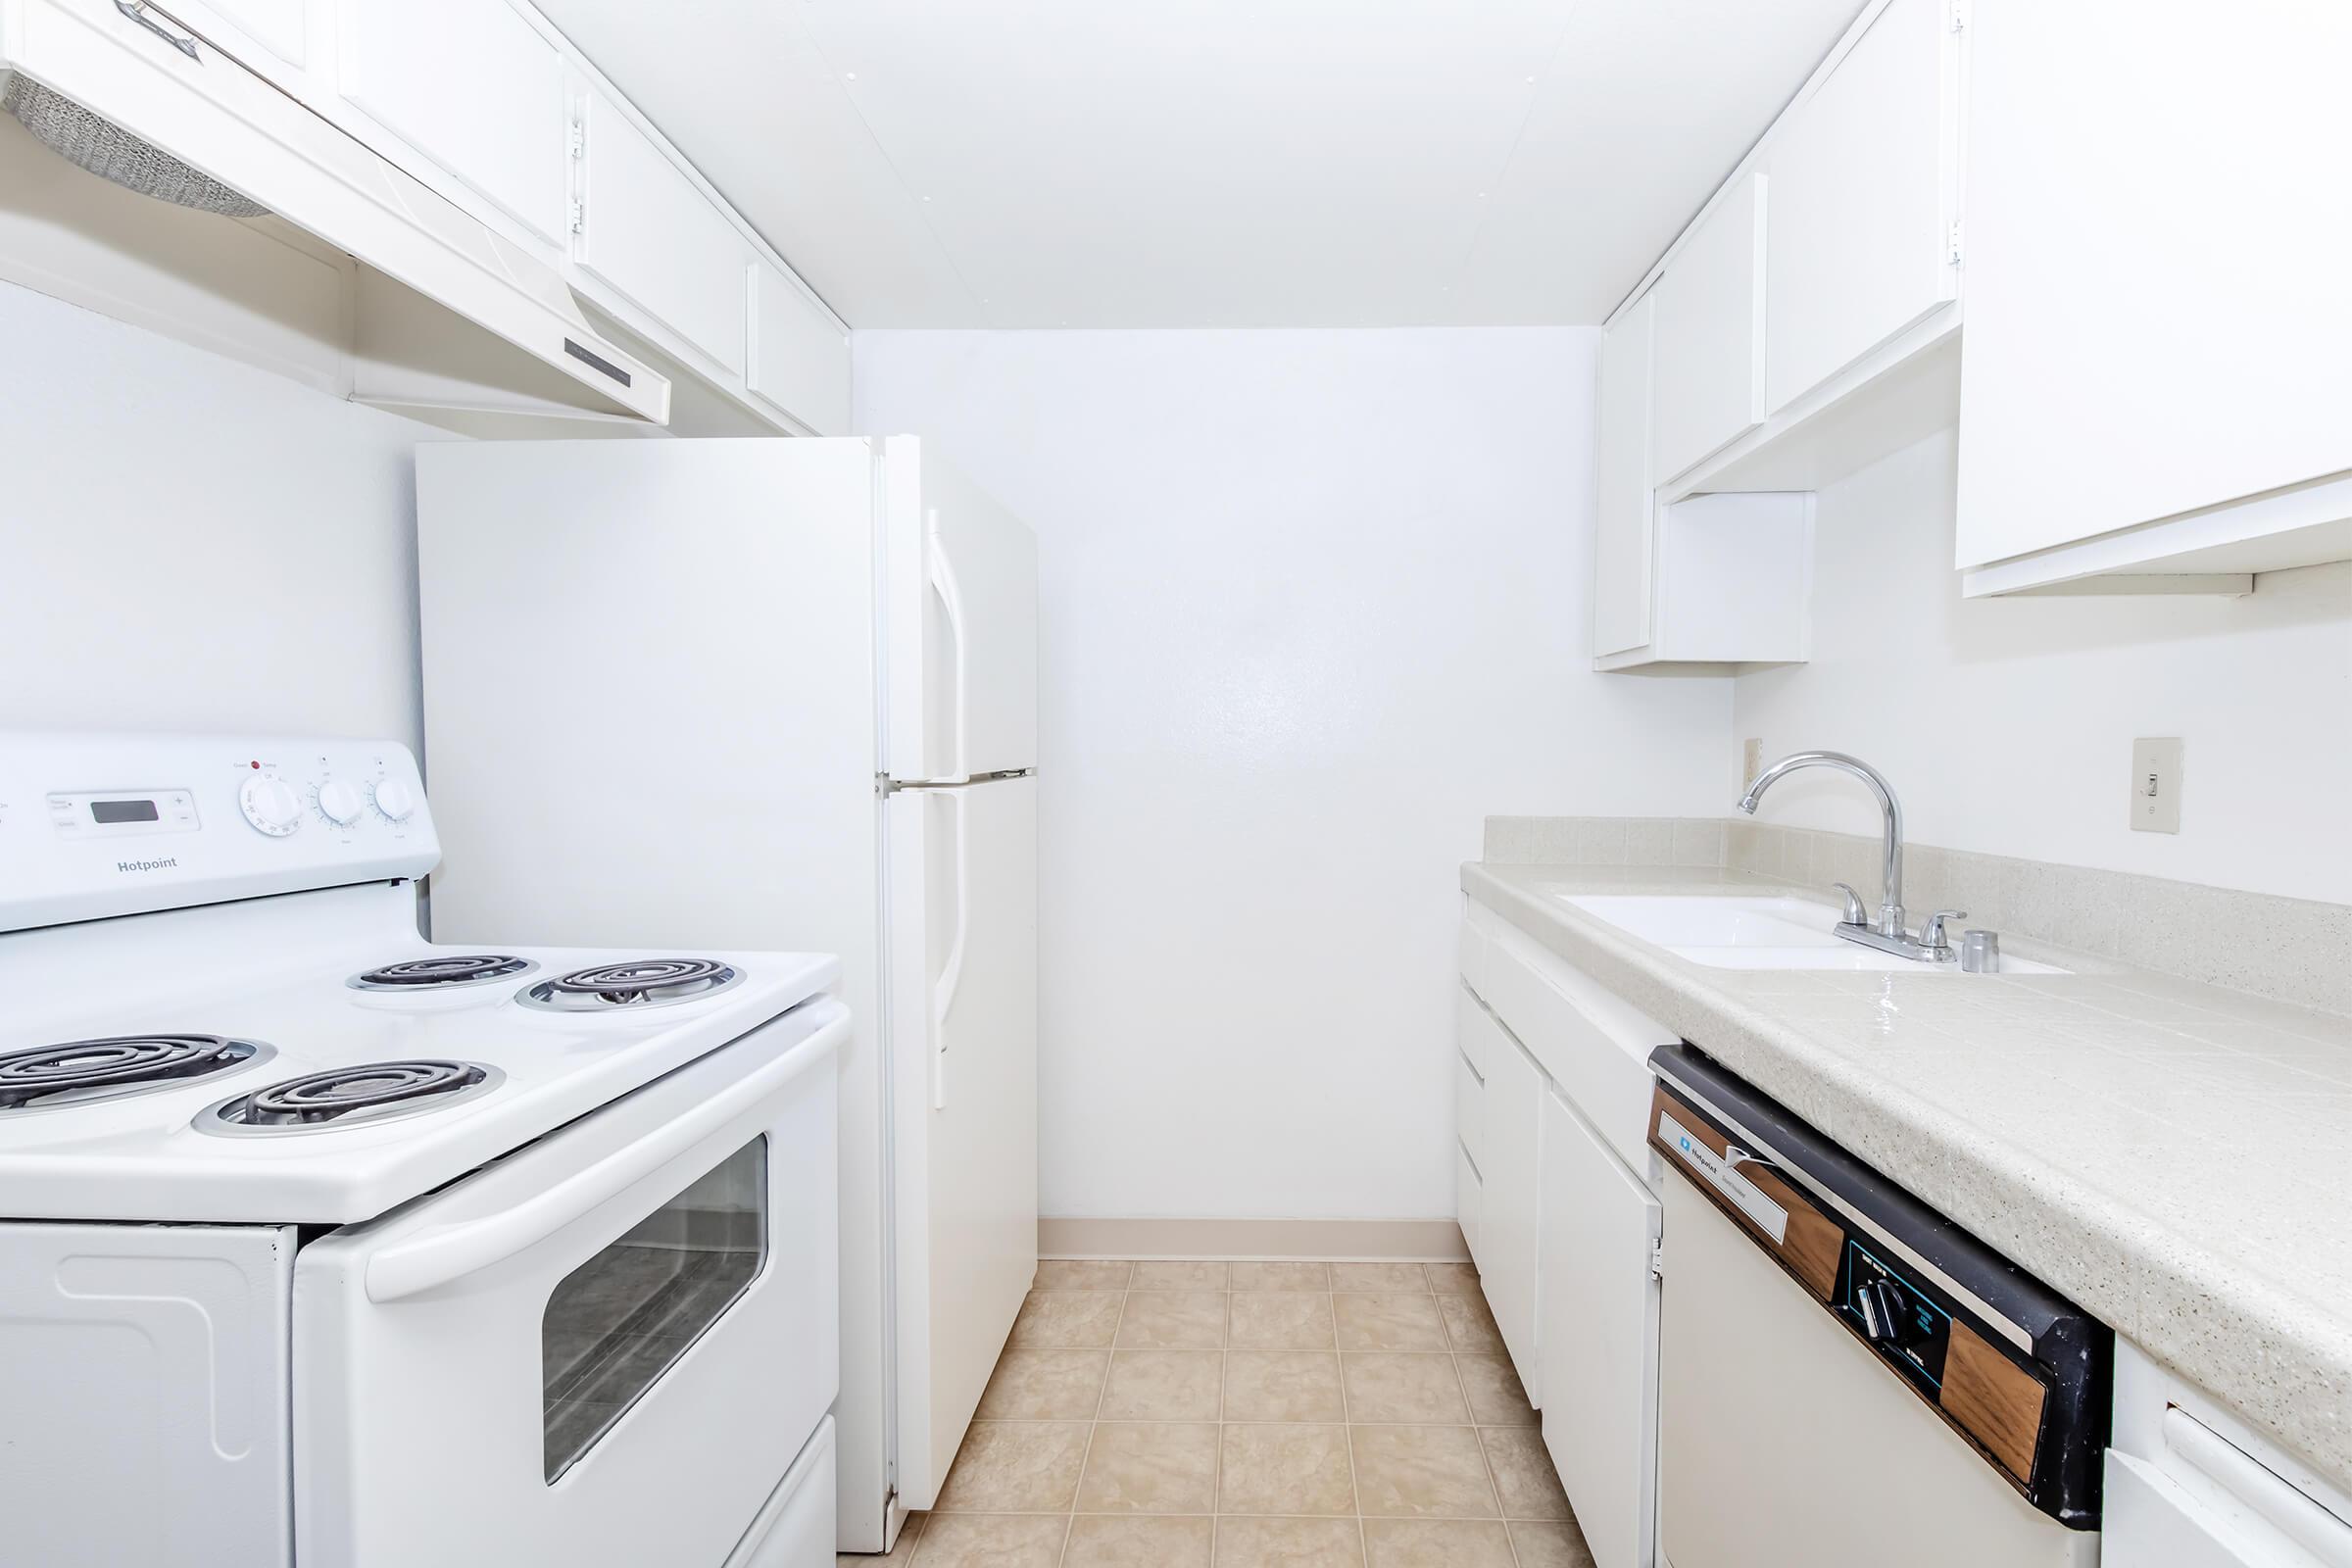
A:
[1591,290,1655,659]
[339,0,569,245]
[1650,171,1767,483]
[1538,1088,1659,1568]
[1955,0,2352,566]
[1763,0,1957,413]
[169,0,309,73]
[747,258,850,435]
[1479,1027,1544,1398]
[576,89,750,376]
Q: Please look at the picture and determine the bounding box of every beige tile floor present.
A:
[842,1260,1597,1568]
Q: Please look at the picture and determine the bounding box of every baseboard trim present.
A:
[1039,1216,1469,1262]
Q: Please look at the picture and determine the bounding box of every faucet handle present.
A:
[1921,909,1968,951]
[1831,882,1869,925]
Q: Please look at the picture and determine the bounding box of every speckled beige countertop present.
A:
[1462,860,2352,1488]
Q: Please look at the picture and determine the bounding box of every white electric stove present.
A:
[0,730,849,1568]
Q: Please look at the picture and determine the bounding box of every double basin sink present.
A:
[1559,894,2067,975]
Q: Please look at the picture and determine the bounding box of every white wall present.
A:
[0,282,436,750]
[1736,428,2352,905]
[856,328,1731,1222]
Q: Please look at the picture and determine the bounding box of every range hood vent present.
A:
[1,72,263,217]
[0,0,668,425]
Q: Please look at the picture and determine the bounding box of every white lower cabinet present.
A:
[1467,997,1544,1400]
[1538,1086,1660,1568]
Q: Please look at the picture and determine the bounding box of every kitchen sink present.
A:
[1558,894,2068,974]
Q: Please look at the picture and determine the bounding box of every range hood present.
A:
[0,0,668,426]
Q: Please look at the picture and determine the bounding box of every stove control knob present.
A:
[317,780,365,825]
[372,777,416,822]
[240,776,303,837]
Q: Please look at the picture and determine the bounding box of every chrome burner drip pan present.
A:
[517,958,743,1013]
[198,1059,502,1136]
[0,1035,272,1112]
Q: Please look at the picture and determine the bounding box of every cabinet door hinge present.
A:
[568,197,585,236]
[1946,220,1964,267]
[1648,1242,1666,1281]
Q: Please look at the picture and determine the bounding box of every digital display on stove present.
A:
[89,800,161,824]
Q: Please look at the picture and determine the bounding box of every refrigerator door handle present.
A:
[927,518,970,783]
[931,786,969,1110]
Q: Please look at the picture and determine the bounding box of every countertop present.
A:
[1461,860,2352,1488]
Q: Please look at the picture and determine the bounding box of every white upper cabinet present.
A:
[338,0,570,247]
[1763,0,1958,414]
[167,0,310,73]
[1591,291,1656,660]
[574,88,751,377]
[748,258,850,436]
[1955,0,2352,587]
[1649,172,1768,484]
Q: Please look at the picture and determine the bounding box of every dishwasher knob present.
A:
[1870,1281,1928,1348]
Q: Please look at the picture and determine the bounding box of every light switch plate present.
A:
[2131,737,2182,833]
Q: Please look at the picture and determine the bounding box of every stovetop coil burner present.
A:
[0,1034,270,1111]
[518,957,743,1013]
[347,955,533,991]
[199,1059,502,1136]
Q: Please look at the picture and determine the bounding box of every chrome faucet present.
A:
[1737,751,1962,963]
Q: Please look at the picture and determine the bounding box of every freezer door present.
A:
[882,437,1039,782]
[885,774,1039,1506]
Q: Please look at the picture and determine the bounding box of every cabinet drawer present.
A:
[1454,1045,1485,1174]
[1481,929,1674,1176]
[1455,913,1491,1002]
[1454,982,1496,1083]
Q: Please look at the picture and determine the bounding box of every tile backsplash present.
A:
[1482,815,2352,1017]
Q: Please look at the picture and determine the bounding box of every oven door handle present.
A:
[363,1011,846,1303]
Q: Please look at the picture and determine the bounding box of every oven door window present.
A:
[541,1136,768,1482]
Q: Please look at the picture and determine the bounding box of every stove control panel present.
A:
[0,731,439,933]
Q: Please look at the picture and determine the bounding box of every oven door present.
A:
[290,1000,846,1568]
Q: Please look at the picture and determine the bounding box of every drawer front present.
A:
[1483,936,1673,1175]
[1456,1141,1483,1269]
[1454,1046,1485,1173]
[1455,913,1490,1002]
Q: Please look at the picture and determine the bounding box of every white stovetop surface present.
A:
[0,884,838,1225]
[1464,860,2352,1490]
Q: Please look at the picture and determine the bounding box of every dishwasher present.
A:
[1647,1044,2107,1568]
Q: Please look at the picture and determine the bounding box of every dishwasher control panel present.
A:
[1838,1241,1952,1393]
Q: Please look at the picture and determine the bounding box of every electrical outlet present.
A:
[2130,737,2182,833]
[1742,738,1763,789]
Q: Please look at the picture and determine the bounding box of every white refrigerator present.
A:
[414,435,1038,1555]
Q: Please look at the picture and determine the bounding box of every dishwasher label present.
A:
[1658,1111,1788,1244]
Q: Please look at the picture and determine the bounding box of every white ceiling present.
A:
[534,0,1867,329]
